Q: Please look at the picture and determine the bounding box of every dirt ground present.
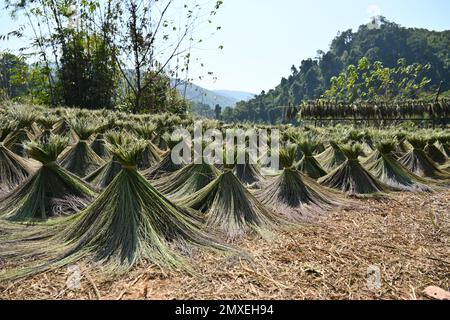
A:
[1,190,449,300]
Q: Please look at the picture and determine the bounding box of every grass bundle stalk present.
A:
[179,167,278,240]
[0,133,226,281]
[84,156,122,189]
[8,129,32,157]
[232,148,264,187]
[90,133,110,160]
[0,136,96,221]
[363,140,433,192]
[296,139,327,179]
[133,123,164,170]
[142,136,184,180]
[315,141,346,171]
[52,118,71,136]
[424,138,447,165]
[0,139,37,194]
[256,146,345,221]
[319,144,388,196]
[154,161,221,200]
[58,120,105,177]
[436,135,450,158]
[398,136,449,180]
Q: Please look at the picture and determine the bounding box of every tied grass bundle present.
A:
[84,156,122,189]
[36,114,60,131]
[0,133,227,281]
[296,138,327,179]
[8,129,32,157]
[134,123,164,170]
[319,143,388,196]
[154,160,221,200]
[232,148,264,187]
[52,118,71,136]
[84,130,126,189]
[424,137,447,165]
[0,140,36,194]
[436,135,450,158]
[90,133,111,160]
[142,135,184,180]
[257,146,345,221]
[399,136,449,180]
[179,168,278,240]
[363,140,432,192]
[315,141,346,171]
[138,140,163,170]
[58,120,105,177]
[0,135,96,221]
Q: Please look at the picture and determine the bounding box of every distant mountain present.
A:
[173,80,254,108]
[213,90,255,103]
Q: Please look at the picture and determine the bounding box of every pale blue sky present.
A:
[1,0,449,93]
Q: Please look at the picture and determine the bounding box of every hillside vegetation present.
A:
[224,17,450,123]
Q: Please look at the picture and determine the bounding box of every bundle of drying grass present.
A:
[154,159,221,200]
[12,106,37,130]
[0,134,36,194]
[363,140,432,192]
[133,123,163,170]
[52,118,71,136]
[424,137,447,165]
[0,133,226,281]
[296,138,327,179]
[178,156,277,239]
[84,156,122,189]
[256,146,345,221]
[319,143,388,196]
[436,135,450,158]
[232,147,265,187]
[0,135,96,221]
[399,136,449,180]
[142,135,183,181]
[58,119,105,177]
[36,114,60,131]
[392,131,411,159]
[8,129,32,157]
[84,132,124,188]
[90,133,110,160]
[315,141,346,172]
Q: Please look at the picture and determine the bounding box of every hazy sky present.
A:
[1,0,449,94]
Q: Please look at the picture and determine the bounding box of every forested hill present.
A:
[224,17,450,123]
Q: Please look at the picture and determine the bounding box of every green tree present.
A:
[0,52,28,98]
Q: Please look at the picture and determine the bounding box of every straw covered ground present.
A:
[1,190,448,300]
